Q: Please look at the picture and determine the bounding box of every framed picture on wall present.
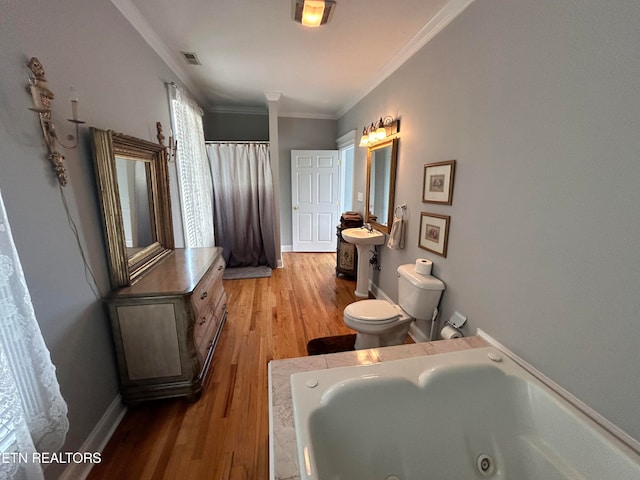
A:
[422,160,456,204]
[418,212,450,257]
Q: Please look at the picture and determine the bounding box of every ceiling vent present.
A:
[181,51,201,66]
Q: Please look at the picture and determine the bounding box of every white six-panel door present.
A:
[291,150,339,252]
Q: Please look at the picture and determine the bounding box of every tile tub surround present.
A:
[268,336,488,480]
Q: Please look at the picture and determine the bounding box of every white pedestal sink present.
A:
[341,227,385,298]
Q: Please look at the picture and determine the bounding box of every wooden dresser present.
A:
[105,247,227,405]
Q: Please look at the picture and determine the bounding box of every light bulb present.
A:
[301,0,324,27]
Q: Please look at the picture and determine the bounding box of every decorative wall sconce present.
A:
[358,116,399,147]
[26,57,85,187]
[156,122,177,163]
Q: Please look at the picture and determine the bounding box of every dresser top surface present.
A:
[109,247,223,298]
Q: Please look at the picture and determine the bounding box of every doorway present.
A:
[291,150,339,252]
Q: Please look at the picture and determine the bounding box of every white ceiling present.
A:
[114,0,473,118]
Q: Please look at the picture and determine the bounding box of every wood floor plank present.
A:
[88,252,359,480]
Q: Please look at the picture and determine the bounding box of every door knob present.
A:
[293,206,299,210]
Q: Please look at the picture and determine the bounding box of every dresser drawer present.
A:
[193,293,227,377]
[194,306,217,367]
[194,285,225,347]
[191,256,225,315]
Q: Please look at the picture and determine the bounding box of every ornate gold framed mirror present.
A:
[91,127,174,288]
[365,138,398,234]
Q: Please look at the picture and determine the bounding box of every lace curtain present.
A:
[0,188,69,480]
[168,84,215,248]
[206,143,277,268]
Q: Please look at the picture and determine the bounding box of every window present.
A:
[168,83,215,248]
[337,130,357,212]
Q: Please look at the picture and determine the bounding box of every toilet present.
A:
[343,263,445,350]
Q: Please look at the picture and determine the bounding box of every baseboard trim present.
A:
[58,395,127,480]
[409,323,429,343]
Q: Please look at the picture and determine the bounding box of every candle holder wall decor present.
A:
[156,121,177,163]
[26,57,85,186]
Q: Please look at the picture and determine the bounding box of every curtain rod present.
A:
[205,141,269,145]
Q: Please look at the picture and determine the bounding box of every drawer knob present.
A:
[199,317,206,326]
[217,265,224,271]
[200,291,208,300]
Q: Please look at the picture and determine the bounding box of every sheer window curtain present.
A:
[0,188,69,480]
[206,143,277,268]
[168,83,215,248]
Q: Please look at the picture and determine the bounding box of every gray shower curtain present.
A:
[206,142,277,268]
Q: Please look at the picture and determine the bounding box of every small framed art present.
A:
[422,160,456,204]
[418,212,450,257]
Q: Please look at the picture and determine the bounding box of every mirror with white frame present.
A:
[91,127,174,288]
[365,138,398,234]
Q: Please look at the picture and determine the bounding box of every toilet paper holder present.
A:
[446,311,467,329]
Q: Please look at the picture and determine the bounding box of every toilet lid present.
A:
[344,300,400,323]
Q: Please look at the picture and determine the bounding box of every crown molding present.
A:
[337,0,476,118]
[208,105,268,115]
[110,0,207,106]
[208,108,337,120]
[264,91,282,102]
[278,111,338,120]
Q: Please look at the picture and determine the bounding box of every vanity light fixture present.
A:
[293,0,336,27]
[367,123,377,143]
[375,117,391,140]
[359,116,399,147]
[358,126,370,147]
[26,57,85,186]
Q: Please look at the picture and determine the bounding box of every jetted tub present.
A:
[290,346,640,480]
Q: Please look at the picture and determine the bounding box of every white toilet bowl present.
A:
[343,263,445,350]
[343,299,413,350]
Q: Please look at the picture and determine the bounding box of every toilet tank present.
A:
[397,264,445,321]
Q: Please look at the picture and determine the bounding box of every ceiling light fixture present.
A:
[293,0,336,28]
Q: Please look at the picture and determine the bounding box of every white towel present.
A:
[386,217,405,249]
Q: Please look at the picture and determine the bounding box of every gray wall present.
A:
[278,117,337,247]
[203,111,269,141]
[339,0,640,442]
[0,0,186,476]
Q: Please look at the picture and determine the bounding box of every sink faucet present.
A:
[363,223,373,232]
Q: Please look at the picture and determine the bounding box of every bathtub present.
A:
[290,346,640,480]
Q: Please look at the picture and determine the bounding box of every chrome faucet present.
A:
[363,223,373,232]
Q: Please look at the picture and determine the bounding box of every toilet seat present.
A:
[344,299,404,325]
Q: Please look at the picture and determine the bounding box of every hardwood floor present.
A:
[88,252,358,480]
